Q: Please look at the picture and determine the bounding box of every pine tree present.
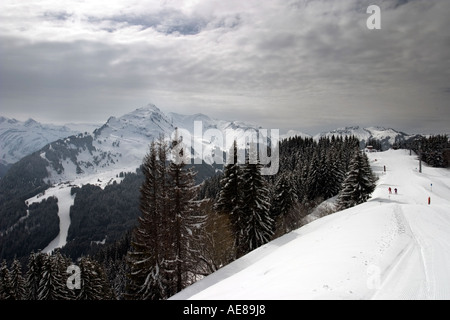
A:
[127,135,202,299]
[38,253,70,300]
[215,140,245,258]
[240,145,274,254]
[0,260,13,300]
[271,173,299,235]
[25,252,46,300]
[127,140,167,300]
[295,164,309,203]
[77,257,114,300]
[322,151,345,199]
[167,132,202,294]
[9,259,25,300]
[337,151,377,210]
[305,150,325,201]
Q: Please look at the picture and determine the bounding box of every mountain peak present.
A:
[333,126,362,132]
[123,104,166,121]
[135,103,161,113]
[24,118,38,127]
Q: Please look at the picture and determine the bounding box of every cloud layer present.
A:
[0,0,449,134]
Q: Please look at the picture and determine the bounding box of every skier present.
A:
[394,188,397,195]
[388,187,392,194]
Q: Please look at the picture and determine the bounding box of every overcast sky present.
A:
[0,0,449,134]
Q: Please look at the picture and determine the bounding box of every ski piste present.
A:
[171,149,450,300]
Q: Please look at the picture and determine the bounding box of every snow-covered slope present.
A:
[0,116,79,166]
[171,149,450,300]
[314,126,416,150]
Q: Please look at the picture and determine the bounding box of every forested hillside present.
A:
[1,134,379,300]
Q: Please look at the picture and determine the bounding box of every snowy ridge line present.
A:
[169,230,304,300]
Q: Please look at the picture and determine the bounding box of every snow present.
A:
[304,195,338,224]
[63,122,102,134]
[280,130,312,141]
[0,117,80,165]
[313,126,414,149]
[31,105,276,187]
[171,149,450,300]
[25,169,129,253]
[26,184,75,254]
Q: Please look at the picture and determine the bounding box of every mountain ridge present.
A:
[1,105,428,173]
[313,125,421,150]
[0,116,79,166]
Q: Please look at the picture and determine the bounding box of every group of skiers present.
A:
[388,187,397,195]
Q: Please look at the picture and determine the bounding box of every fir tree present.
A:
[240,144,274,254]
[167,131,203,294]
[77,256,114,300]
[305,150,325,201]
[25,252,46,300]
[215,140,245,258]
[9,259,25,300]
[127,135,202,299]
[38,253,70,300]
[127,140,167,300]
[322,151,345,199]
[337,151,377,210]
[271,173,299,235]
[0,260,13,300]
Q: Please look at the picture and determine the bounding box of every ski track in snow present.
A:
[41,186,75,254]
[171,149,450,300]
[26,184,75,254]
[25,170,127,254]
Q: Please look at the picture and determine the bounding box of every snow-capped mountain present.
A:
[314,126,417,150]
[3,104,270,185]
[0,116,79,166]
[0,109,421,182]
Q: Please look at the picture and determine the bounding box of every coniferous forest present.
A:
[0,134,378,300]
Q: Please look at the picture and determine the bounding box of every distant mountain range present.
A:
[0,105,271,182]
[0,117,99,177]
[313,126,421,151]
[1,106,425,180]
[280,126,420,151]
[0,117,75,166]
